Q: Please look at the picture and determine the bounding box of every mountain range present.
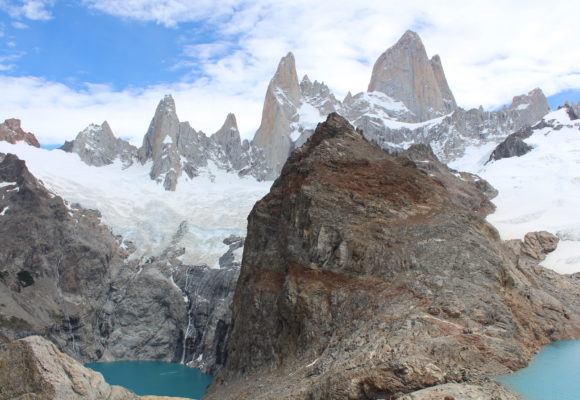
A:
[1,30,579,400]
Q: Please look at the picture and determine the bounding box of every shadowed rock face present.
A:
[0,118,40,147]
[367,30,457,121]
[0,154,242,374]
[205,114,580,400]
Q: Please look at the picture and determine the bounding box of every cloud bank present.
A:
[1,0,579,145]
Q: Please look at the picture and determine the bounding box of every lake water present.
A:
[495,339,580,400]
[86,361,213,399]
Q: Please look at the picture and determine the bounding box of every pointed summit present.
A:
[252,53,302,176]
[139,94,179,163]
[270,52,301,106]
[138,94,182,190]
[367,30,457,121]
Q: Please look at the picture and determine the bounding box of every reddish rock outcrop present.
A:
[0,118,40,147]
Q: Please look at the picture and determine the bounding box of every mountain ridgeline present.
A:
[59,30,550,186]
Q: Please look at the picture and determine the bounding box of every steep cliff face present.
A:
[0,153,242,373]
[252,52,301,177]
[367,30,457,121]
[205,114,580,400]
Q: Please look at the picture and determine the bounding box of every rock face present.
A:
[205,114,580,400]
[252,54,340,176]
[252,53,301,177]
[0,336,140,400]
[367,30,457,121]
[0,118,40,147]
[137,95,270,190]
[487,102,575,164]
[398,380,522,400]
[0,153,242,373]
[353,87,550,163]
[487,125,534,162]
[60,121,137,167]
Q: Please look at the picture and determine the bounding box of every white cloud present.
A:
[2,0,580,146]
[1,0,55,21]
[82,0,242,27]
[0,75,263,146]
[12,20,28,29]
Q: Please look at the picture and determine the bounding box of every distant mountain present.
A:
[251,30,550,174]
[61,95,271,190]
[0,118,40,148]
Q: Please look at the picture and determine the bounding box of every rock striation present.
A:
[0,118,40,147]
[0,153,243,373]
[61,121,137,167]
[205,114,580,400]
[367,30,457,121]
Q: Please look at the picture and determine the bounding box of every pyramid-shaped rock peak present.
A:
[213,113,239,140]
[367,30,457,121]
[139,94,180,162]
[0,118,40,147]
[60,120,137,167]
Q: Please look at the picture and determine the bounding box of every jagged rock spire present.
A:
[212,113,245,170]
[252,52,301,176]
[367,30,457,121]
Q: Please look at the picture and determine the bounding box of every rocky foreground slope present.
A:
[0,335,195,400]
[205,114,580,400]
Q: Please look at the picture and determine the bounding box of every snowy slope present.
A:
[450,108,580,274]
[0,142,272,267]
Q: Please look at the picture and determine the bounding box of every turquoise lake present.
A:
[86,361,213,399]
[495,339,580,400]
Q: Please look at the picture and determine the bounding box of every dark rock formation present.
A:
[487,126,534,162]
[205,114,580,400]
[0,118,40,147]
[0,153,241,373]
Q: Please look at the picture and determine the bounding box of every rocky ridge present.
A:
[205,114,580,400]
[0,118,40,147]
[0,153,240,373]
[61,121,137,168]
[63,95,270,190]
[251,31,550,171]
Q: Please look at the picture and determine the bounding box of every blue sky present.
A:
[1,1,580,145]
